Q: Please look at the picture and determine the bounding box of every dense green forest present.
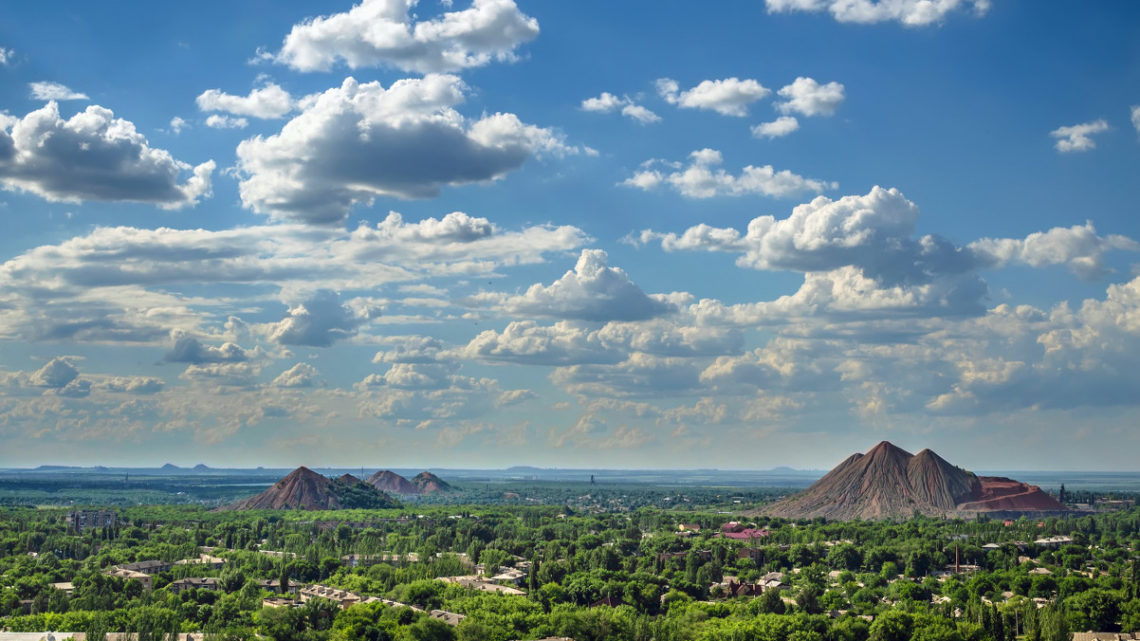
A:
[1,503,1139,641]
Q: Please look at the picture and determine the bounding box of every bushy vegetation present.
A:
[328,478,401,510]
[1,503,1138,641]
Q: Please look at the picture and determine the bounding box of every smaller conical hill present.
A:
[366,470,421,495]
[411,471,452,493]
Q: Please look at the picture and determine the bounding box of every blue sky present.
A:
[1,0,1139,470]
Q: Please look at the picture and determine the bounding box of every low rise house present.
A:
[342,552,420,568]
[439,575,526,595]
[722,580,763,598]
[118,560,172,574]
[295,583,460,621]
[1072,633,1136,641]
[486,566,526,585]
[168,577,220,594]
[341,554,377,568]
[299,584,361,608]
[362,596,424,611]
[1034,536,1074,548]
[717,521,769,541]
[105,567,152,591]
[738,548,765,563]
[430,610,466,626]
[719,528,768,541]
[257,579,295,594]
[175,554,225,570]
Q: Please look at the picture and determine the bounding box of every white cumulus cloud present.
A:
[581,92,660,124]
[0,102,214,208]
[581,92,624,113]
[267,290,379,347]
[271,0,540,73]
[621,148,836,199]
[31,357,80,388]
[635,188,1139,318]
[471,249,677,322]
[272,362,322,388]
[236,75,583,225]
[205,114,249,129]
[196,82,294,119]
[164,334,249,364]
[29,82,89,101]
[1050,119,1109,153]
[969,222,1139,280]
[657,77,771,117]
[764,0,991,26]
[752,116,800,139]
[180,362,261,388]
[776,77,845,117]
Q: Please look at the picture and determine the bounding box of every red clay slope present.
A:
[366,470,421,495]
[763,441,1066,521]
[956,477,1066,512]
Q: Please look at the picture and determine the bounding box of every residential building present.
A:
[118,560,173,574]
[105,567,152,591]
[66,510,117,532]
[175,554,225,570]
[168,577,220,594]
[1071,633,1136,641]
[430,610,466,626]
[1034,536,1074,548]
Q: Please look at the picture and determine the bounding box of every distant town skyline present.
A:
[1,1,1139,470]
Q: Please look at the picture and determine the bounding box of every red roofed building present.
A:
[717,521,769,540]
[718,527,768,541]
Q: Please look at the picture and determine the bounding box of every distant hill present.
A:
[222,467,400,510]
[411,471,452,493]
[762,441,1067,521]
[366,470,421,495]
[161,463,182,471]
[193,463,211,472]
[767,466,819,475]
